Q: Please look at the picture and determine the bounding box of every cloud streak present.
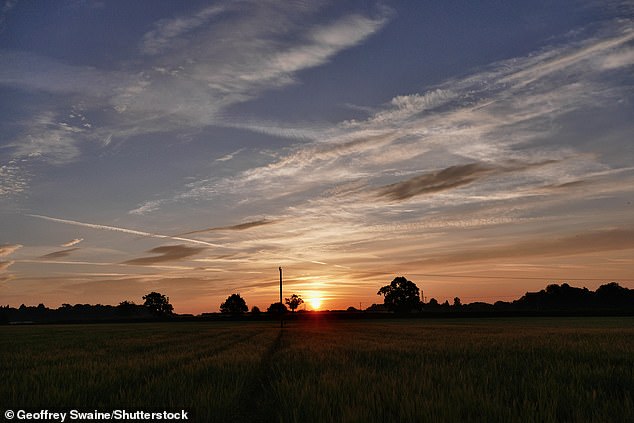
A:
[215,148,245,162]
[376,163,496,201]
[407,228,634,267]
[180,219,278,236]
[0,243,19,272]
[0,260,14,271]
[0,244,22,257]
[375,160,560,201]
[140,5,226,55]
[61,238,83,248]
[123,245,205,266]
[26,214,225,248]
[40,248,80,259]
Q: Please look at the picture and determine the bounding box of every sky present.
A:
[1,0,633,313]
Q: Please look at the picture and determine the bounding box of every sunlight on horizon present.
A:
[307,297,322,310]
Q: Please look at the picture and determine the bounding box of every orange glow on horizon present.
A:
[307,297,322,310]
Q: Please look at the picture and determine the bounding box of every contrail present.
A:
[27,214,225,248]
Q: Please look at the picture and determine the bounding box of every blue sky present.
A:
[1,0,633,313]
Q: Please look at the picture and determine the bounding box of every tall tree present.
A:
[285,294,304,313]
[142,292,174,316]
[377,276,421,312]
[220,293,248,315]
[267,302,288,314]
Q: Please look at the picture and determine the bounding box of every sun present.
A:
[307,297,322,310]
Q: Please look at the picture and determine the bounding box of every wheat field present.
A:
[2,317,633,422]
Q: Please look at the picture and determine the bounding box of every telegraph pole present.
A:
[279,267,283,328]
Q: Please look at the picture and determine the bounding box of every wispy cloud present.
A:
[375,160,559,201]
[3,111,93,167]
[140,5,226,55]
[0,260,14,271]
[215,148,245,162]
[180,219,278,236]
[0,104,116,202]
[406,228,634,267]
[123,244,205,266]
[254,10,390,81]
[18,259,117,267]
[0,244,22,257]
[128,200,165,216]
[40,248,80,259]
[0,243,20,272]
[376,163,496,201]
[0,159,29,198]
[61,238,83,248]
[115,2,391,123]
[499,29,634,89]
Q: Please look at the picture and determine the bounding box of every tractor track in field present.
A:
[232,328,286,422]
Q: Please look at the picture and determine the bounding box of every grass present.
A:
[2,317,633,422]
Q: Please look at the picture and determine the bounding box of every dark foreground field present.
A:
[2,317,633,422]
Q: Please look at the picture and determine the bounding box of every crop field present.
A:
[2,317,633,422]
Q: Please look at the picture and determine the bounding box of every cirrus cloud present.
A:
[0,243,22,257]
[123,245,206,266]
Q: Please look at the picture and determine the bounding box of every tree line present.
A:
[374,276,634,313]
[2,277,633,323]
[219,293,304,315]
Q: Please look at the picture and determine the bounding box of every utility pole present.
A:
[279,267,283,328]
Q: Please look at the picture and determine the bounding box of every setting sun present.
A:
[307,297,322,310]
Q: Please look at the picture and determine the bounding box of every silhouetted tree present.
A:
[285,294,304,313]
[427,298,439,307]
[494,300,511,311]
[267,302,288,314]
[142,292,174,316]
[514,282,600,310]
[453,297,462,307]
[596,282,633,307]
[346,306,358,312]
[377,276,422,312]
[251,306,261,315]
[220,293,248,315]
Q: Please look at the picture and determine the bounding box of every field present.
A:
[2,317,633,422]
